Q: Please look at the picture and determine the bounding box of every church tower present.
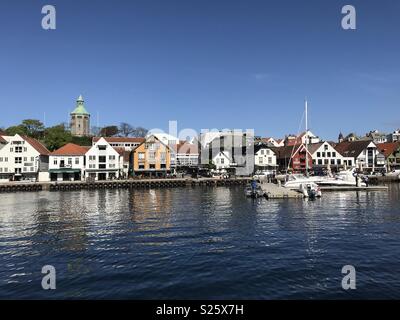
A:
[70,95,90,136]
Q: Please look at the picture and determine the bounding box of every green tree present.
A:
[21,119,45,138]
[43,124,72,151]
[5,125,28,136]
[71,135,92,146]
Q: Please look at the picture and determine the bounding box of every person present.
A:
[251,179,257,191]
[364,175,369,187]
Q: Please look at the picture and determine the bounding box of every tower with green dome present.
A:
[70,95,90,137]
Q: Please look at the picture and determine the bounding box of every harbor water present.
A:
[1,184,400,299]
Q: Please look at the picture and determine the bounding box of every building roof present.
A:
[0,135,6,144]
[376,142,400,158]
[92,136,145,143]
[177,141,199,154]
[334,140,373,158]
[71,95,90,115]
[254,143,276,154]
[112,147,126,156]
[270,144,310,159]
[306,142,325,155]
[22,136,51,155]
[51,143,89,156]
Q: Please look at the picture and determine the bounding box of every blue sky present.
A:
[1,0,400,140]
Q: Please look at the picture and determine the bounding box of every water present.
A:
[1,184,400,299]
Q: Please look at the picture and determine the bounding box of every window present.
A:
[318,159,323,165]
[24,147,27,152]
[331,159,335,165]
[317,152,321,157]
[5,157,8,162]
[261,150,264,155]
[139,164,145,169]
[24,157,27,162]
[109,155,115,160]
[99,164,106,169]
[98,145,107,150]
[221,158,224,164]
[324,159,329,165]
[15,146,22,153]
[337,159,341,165]
[75,158,79,165]
[15,157,22,164]
[259,157,263,164]
[30,167,34,172]
[327,152,331,157]
[322,152,325,157]
[138,152,145,160]
[268,157,272,164]
[0,157,2,162]
[332,152,336,157]
[149,164,155,169]
[99,156,106,163]
[109,164,115,168]
[89,155,96,161]
[324,145,328,151]
[149,152,156,160]
[161,164,166,169]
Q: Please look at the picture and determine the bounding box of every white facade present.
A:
[0,134,49,182]
[300,130,320,144]
[49,155,85,181]
[255,148,277,168]
[212,151,231,170]
[388,130,400,142]
[310,142,353,168]
[92,137,144,151]
[354,142,385,170]
[85,138,123,180]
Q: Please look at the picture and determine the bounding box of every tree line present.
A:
[1,120,148,151]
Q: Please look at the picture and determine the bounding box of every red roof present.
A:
[376,142,400,158]
[177,141,199,154]
[92,137,145,143]
[23,136,50,155]
[51,143,89,156]
[0,135,6,143]
[112,147,125,156]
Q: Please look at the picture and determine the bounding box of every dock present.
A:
[260,183,303,199]
[0,177,251,194]
[319,186,388,191]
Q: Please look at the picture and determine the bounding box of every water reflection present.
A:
[1,185,400,299]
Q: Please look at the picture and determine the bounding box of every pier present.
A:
[260,183,303,199]
[0,177,251,193]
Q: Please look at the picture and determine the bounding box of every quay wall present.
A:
[0,178,252,194]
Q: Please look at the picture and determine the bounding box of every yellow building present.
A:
[132,135,172,177]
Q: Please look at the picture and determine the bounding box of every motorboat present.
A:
[299,182,322,198]
[244,184,264,198]
[316,169,366,187]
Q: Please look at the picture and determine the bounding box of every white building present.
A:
[212,151,232,170]
[0,134,50,182]
[176,141,199,167]
[308,141,353,169]
[388,129,400,142]
[254,145,277,170]
[335,140,386,172]
[49,143,88,181]
[92,137,145,151]
[85,138,123,180]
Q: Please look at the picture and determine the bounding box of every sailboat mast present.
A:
[305,99,308,176]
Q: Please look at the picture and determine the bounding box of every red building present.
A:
[271,144,313,173]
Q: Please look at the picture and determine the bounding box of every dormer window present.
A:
[98,145,107,150]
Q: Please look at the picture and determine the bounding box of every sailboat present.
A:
[282,99,364,189]
[283,100,322,194]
